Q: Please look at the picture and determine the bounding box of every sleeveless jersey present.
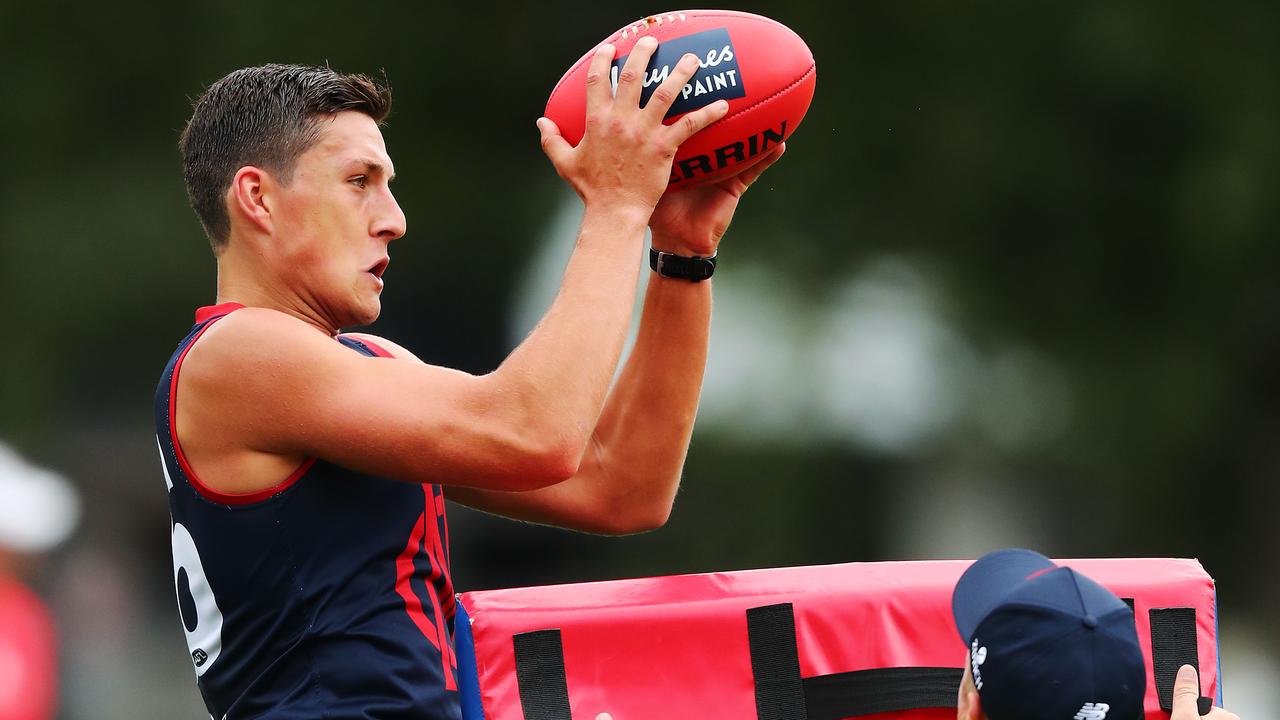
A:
[154,303,460,719]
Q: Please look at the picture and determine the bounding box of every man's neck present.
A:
[215,246,341,337]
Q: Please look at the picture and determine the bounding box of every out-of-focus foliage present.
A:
[0,1,1276,715]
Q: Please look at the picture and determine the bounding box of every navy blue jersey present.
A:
[155,303,460,719]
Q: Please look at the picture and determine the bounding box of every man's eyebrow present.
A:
[348,158,396,182]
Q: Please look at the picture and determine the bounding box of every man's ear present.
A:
[957,663,984,720]
[228,166,274,236]
[957,684,983,720]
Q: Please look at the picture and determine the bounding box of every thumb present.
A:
[595,715,613,720]
[537,117,572,168]
[1170,664,1201,719]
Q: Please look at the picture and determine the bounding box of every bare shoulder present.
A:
[173,308,350,489]
[338,332,425,363]
[183,307,341,381]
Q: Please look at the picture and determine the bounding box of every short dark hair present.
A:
[179,64,392,249]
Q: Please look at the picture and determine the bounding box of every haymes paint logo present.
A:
[611,28,746,118]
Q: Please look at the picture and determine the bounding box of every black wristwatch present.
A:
[649,248,717,282]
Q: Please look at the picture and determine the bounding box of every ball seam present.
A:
[715,63,815,126]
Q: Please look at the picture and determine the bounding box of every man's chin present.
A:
[343,299,382,329]
[357,305,381,327]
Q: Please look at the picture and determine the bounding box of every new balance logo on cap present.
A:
[969,638,987,690]
[1073,702,1110,720]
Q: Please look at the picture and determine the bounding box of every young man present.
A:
[951,548,1240,720]
[158,44,784,719]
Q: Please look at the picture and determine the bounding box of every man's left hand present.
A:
[648,143,786,257]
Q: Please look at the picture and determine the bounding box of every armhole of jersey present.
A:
[337,334,396,359]
[169,312,317,506]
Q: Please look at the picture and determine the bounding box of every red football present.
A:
[545,10,817,190]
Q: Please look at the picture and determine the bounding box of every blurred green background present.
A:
[0,1,1276,716]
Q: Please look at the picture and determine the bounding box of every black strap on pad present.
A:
[747,603,809,720]
[747,602,960,719]
[1149,607,1200,712]
[803,667,962,720]
[513,629,574,720]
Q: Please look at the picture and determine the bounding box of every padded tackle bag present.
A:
[454,559,1220,720]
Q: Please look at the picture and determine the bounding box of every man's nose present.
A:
[375,191,407,241]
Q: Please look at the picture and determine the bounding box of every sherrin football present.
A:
[546,10,817,190]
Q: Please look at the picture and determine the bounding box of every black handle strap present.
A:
[513,629,573,720]
[747,603,959,719]
[803,667,963,720]
[1149,607,1201,712]
[1125,600,1212,714]
[747,604,809,720]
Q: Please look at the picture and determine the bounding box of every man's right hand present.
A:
[536,37,729,214]
[1172,664,1239,720]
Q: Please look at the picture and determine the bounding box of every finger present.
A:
[615,36,658,108]
[536,117,573,168]
[646,52,701,117]
[585,44,617,117]
[1169,664,1200,719]
[595,715,613,720]
[667,98,730,145]
[736,142,786,188]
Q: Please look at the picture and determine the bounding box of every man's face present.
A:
[267,111,406,329]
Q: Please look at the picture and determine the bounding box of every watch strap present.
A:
[649,248,717,282]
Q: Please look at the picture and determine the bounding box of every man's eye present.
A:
[350,175,368,188]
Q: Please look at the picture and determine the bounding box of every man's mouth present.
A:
[367,258,390,279]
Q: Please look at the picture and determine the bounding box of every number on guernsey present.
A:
[171,522,224,675]
[161,437,225,675]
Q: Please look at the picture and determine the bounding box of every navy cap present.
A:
[951,549,1146,720]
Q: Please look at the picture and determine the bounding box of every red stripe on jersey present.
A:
[354,337,394,358]
[395,510,443,653]
[394,488,458,690]
[169,306,314,505]
[430,488,456,619]
[420,490,458,690]
[434,489,452,562]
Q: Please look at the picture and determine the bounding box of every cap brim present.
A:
[952,548,1056,642]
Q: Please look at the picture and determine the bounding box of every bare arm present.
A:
[444,269,710,532]
[445,146,786,532]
